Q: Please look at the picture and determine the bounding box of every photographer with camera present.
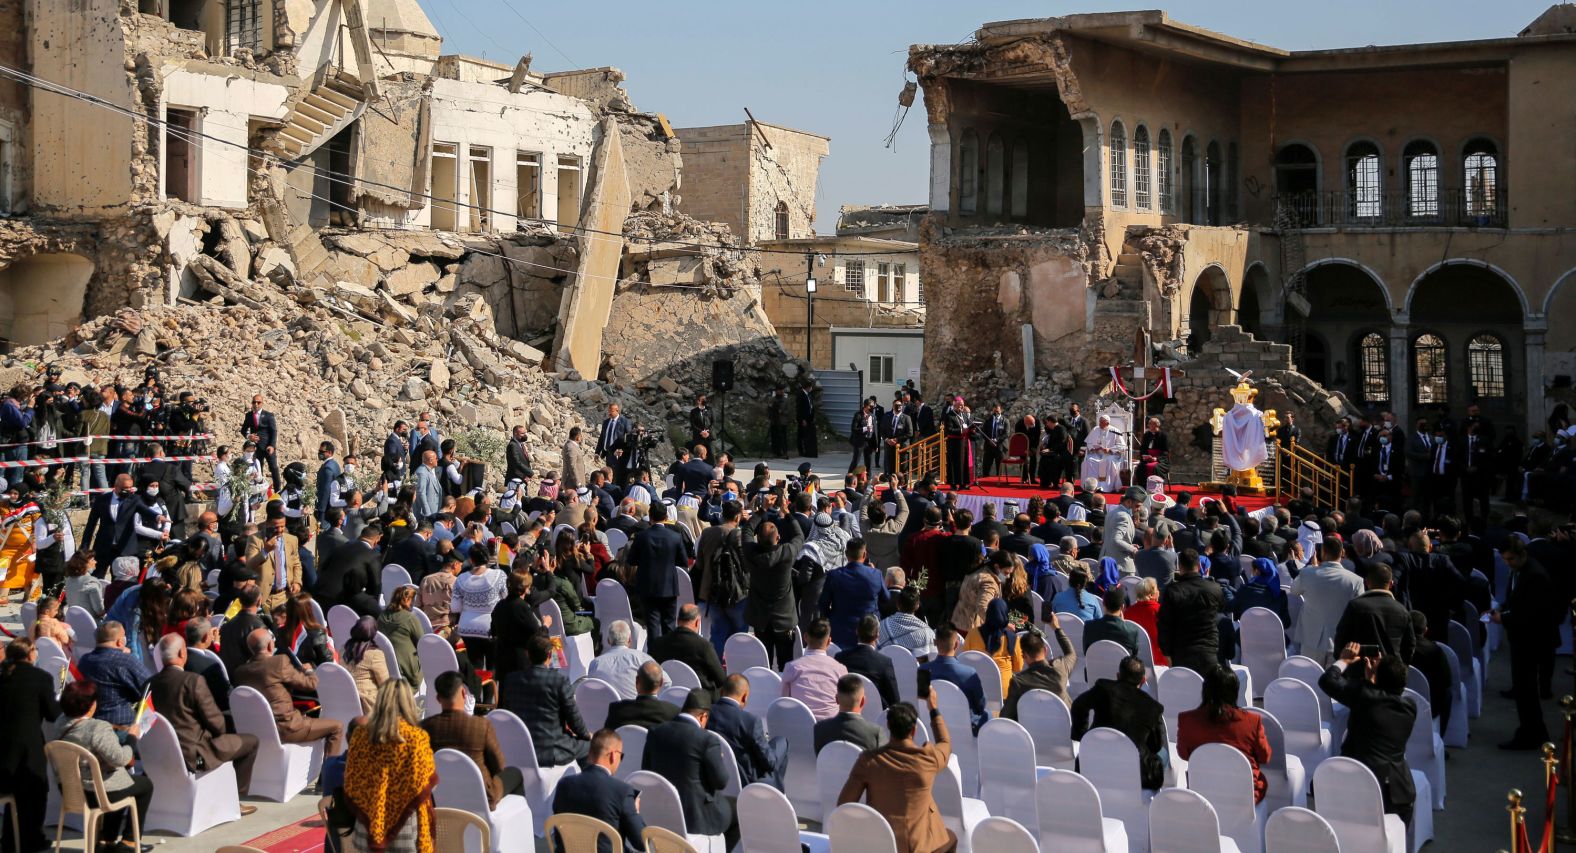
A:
[1319,642,1418,826]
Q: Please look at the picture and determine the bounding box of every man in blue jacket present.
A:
[551,729,646,853]
[921,625,989,732]
[818,539,890,649]
[629,501,684,640]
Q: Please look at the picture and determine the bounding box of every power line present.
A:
[493,0,577,68]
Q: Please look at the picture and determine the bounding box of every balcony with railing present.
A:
[1273,188,1506,229]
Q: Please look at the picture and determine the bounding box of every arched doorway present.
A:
[1239,264,1272,339]
[1184,265,1232,355]
[1180,136,1199,224]
[0,253,94,350]
[1298,262,1390,407]
[1408,263,1525,428]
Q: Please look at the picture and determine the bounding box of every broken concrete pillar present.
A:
[553,117,632,379]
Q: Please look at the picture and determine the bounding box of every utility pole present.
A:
[804,252,817,365]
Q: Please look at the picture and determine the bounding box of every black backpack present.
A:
[711,528,749,608]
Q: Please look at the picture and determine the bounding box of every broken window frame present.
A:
[516,151,542,223]
[958,129,979,216]
[467,145,493,233]
[895,263,908,305]
[1404,140,1440,220]
[1412,332,1449,405]
[1132,125,1152,211]
[1463,138,1499,219]
[877,262,891,304]
[844,260,866,295]
[431,142,460,231]
[164,107,201,204]
[1157,129,1174,215]
[774,201,790,240]
[557,154,583,231]
[1345,141,1383,223]
[985,133,1006,217]
[1109,121,1128,208]
[225,0,265,54]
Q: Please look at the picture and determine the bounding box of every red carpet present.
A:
[240,814,325,853]
[937,476,1281,512]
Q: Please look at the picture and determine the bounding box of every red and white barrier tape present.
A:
[0,433,215,450]
[71,482,218,496]
[0,453,216,469]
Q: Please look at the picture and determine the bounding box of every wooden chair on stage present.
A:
[1002,433,1030,485]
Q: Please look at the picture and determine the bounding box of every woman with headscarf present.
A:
[343,680,436,852]
[963,596,1021,694]
[1350,528,1391,578]
[1096,556,1122,593]
[1232,557,1290,626]
[345,616,391,713]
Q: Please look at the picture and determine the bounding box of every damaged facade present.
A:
[910,8,1576,479]
[1,0,811,470]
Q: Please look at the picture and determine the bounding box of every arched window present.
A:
[1109,121,1128,207]
[1157,130,1174,214]
[1010,139,1029,218]
[1464,138,1499,219]
[1180,136,1198,223]
[1413,333,1448,405]
[1404,140,1439,219]
[1345,141,1382,222]
[986,133,1005,217]
[957,129,979,215]
[1357,332,1389,404]
[1132,126,1152,210]
[1205,141,1223,225]
[1226,142,1239,220]
[1274,143,1319,224]
[773,201,789,240]
[1468,333,1507,399]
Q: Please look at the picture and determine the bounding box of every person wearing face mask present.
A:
[1370,428,1404,514]
[133,475,173,557]
[1422,426,1455,520]
[1405,418,1434,499]
[1516,432,1554,502]
[1326,417,1356,470]
[314,441,342,527]
[237,440,268,522]
[83,473,148,573]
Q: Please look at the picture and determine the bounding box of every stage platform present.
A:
[935,476,1282,517]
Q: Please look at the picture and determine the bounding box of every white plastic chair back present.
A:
[314,663,363,750]
[64,606,97,662]
[433,748,532,852]
[412,606,433,635]
[1240,607,1287,698]
[418,634,463,717]
[308,598,327,629]
[188,647,228,682]
[1187,742,1263,853]
[595,579,640,650]
[1159,666,1204,741]
[932,753,988,852]
[20,600,36,636]
[1036,768,1128,853]
[1084,639,1129,684]
[614,725,646,780]
[814,741,863,825]
[34,635,65,663]
[1313,756,1407,853]
[1017,689,1077,770]
[140,713,242,835]
[971,816,1039,853]
[1056,613,1086,656]
[880,644,920,703]
[1119,576,1144,605]
[767,696,820,819]
[1264,806,1340,853]
[659,685,691,706]
[1406,666,1429,699]
[1079,727,1152,850]
[1263,677,1330,778]
[932,678,980,796]
[573,678,620,731]
[327,605,359,654]
[958,649,1004,714]
[381,565,413,598]
[1403,687,1446,810]
[1439,644,1469,748]
[486,708,540,770]
[372,631,402,683]
[1446,620,1482,719]
[742,666,781,721]
[36,645,70,695]
[1245,706,1308,811]
[229,685,321,802]
[978,718,1045,831]
[737,782,831,853]
[1029,591,1046,626]
[626,771,696,840]
[1278,656,1334,720]
[1149,787,1231,853]
[603,528,628,557]
[825,802,897,853]
[711,730,744,797]
[661,659,703,690]
[852,673,884,721]
[724,632,770,675]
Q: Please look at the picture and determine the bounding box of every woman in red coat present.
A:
[1176,665,1273,803]
[1125,577,1167,665]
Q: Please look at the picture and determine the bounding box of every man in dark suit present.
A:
[1370,428,1405,513]
[848,399,878,475]
[1084,587,1146,657]
[149,635,259,800]
[422,672,524,808]
[383,522,435,579]
[881,394,915,475]
[676,447,715,496]
[1333,564,1416,664]
[1070,656,1168,790]
[597,403,632,486]
[1496,537,1563,749]
[1003,622,1080,717]
[504,424,534,483]
[910,393,936,438]
[313,441,341,527]
[241,394,281,490]
[500,635,591,765]
[796,382,817,457]
[742,508,805,669]
[382,421,410,484]
[232,628,342,755]
[183,619,232,712]
[605,662,681,730]
[139,442,193,536]
[707,674,786,787]
[835,615,900,708]
[1460,420,1495,528]
[552,729,646,853]
[1421,425,1457,519]
[649,604,726,701]
[1326,418,1356,469]
[643,692,735,847]
[629,503,685,640]
[315,523,384,616]
[1030,503,1073,546]
[1320,645,1418,824]
[1000,514,1044,561]
[977,404,1009,480]
[315,507,350,567]
[689,395,715,459]
[82,473,145,572]
[813,674,885,753]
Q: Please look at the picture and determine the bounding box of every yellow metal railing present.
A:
[894,432,946,485]
[1275,440,1352,508]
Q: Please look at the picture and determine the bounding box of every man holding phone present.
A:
[1333,564,1415,664]
[1319,643,1417,825]
[244,507,303,610]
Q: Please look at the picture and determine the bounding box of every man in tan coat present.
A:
[561,426,591,491]
[232,628,342,755]
[244,509,302,610]
[837,689,955,853]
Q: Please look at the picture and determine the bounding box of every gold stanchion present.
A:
[1561,697,1576,846]
[1512,789,1528,853]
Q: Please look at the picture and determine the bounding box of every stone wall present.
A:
[674,122,829,243]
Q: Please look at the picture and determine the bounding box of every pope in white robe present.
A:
[1081,415,1125,491]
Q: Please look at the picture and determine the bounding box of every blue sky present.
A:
[425,0,1556,231]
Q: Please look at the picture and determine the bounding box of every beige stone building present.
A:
[909,7,1576,455]
[674,120,829,244]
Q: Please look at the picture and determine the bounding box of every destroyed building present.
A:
[909,8,1576,480]
[0,0,813,474]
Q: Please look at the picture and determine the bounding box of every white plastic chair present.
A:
[372,630,404,685]
[627,770,725,853]
[381,564,413,598]
[603,527,629,557]
[140,713,242,835]
[675,569,707,636]
[660,685,691,706]
[978,718,1051,832]
[1406,666,1429,700]
[767,697,819,819]
[711,730,744,797]
[486,708,578,835]
[1244,706,1308,811]
[1037,767,1128,852]
[881,644,920,703]
[736,782,830,853]
[1119,575,1144,605]
[1056,613,1086,666]
[742,666,781,722]
[1187,742,1266,853]
[228,685,324,802]
[412,606,433,635]
[614,725,646,780]
[1262,677,1331,783]
[1312,757,1406,853]
[595,579,645,650]
[433,748,534,853]
[1439,643,1469,748]
[1239,607,1287,699]
[1447,619,1483,719]
[971,816,1039,853]
[1403,688,1446,810]
[852,673,885,723]
[1159,666,1204,742]
[725,632,770,675]
[35,643,70,695]
[932,755,990,853]
[64,605,97,663]
[1279,655,1348,745]
[20,600,37,636]
[662,659,704,690]
[1263,806,1340,853]
[1084,639,1130,684]
[313,662,363,754]
[814,740,863,825]
[574,677,620,731]
[1017,689,1078,770]
[1078,727,1155,851]
[958,649,1004,715]
[418,633,464,717]
[932,678,980,796]
[327,604,359,655]
[1149,787,1240,853]
[825,802,897,853]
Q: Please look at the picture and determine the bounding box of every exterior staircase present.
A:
[264,71,367,162]
[1112,248,1146,297]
